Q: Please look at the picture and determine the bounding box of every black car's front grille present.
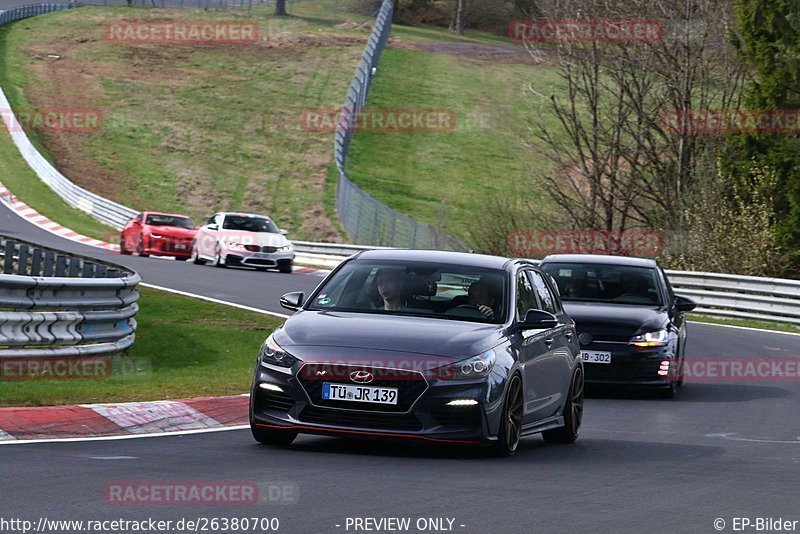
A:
[256,389,295,412]
[299,406,423,431]
[429,405,481,428]
[584,358,664,381]
[298,364,428,414]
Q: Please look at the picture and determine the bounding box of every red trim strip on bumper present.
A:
[254,423,480,445]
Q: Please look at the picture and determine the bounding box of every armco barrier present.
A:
[0,234,140,358]
[0,3,140,229]
[292,241,800,325]
[333,0,465,251]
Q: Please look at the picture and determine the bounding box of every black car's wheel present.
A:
[119,238,132,255]
[251,424,297,447]
[491,374,523,457]
[136,237,149,257]
[660,379,677,399]
[543,366,583,444]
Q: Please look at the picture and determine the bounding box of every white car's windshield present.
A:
[222,215,279,233]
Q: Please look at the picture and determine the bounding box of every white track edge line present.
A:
[688,320,800,337]
[0,424,249,446]
[139,283,290,319]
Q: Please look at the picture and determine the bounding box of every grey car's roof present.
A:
[541,254,658,268]
[355,249,514,270]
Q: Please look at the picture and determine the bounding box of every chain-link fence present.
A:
[333,0,466,251]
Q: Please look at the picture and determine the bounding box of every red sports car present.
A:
[120,212,198,260]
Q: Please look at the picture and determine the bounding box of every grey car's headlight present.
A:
[433,349,496,380]
[278,244,293,252]
[259,334,298,368]
[630,329,668,347]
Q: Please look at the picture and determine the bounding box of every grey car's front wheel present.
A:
[542,366,583,444]
[490,374,523,457]
[251,424,297,447]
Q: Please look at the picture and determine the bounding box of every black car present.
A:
[540,254,696,397]
[250,249,584,456]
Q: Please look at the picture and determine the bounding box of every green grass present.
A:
[688,314,800,335]
[0,286,284,407]
[0,4,367,241]
[343,43,563,243]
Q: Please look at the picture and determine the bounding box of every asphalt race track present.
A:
[3,201,800,533]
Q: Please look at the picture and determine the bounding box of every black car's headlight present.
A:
[434,349,496,380]
[259,334,298,368]
[629,329,668,347]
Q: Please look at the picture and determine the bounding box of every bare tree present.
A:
[449,0,467,35]
[528,0,745,235]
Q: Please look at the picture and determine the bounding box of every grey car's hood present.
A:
[276,310,505,360]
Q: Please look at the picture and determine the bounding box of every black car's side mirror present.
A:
[280,291,305,311]
[675,295,697,312]
[519,309,558,330]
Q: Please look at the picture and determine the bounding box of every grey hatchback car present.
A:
[250,250,584,456]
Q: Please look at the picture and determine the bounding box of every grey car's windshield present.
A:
[542,263,662,306]
[307,260,508,324]
[222,215,279,233]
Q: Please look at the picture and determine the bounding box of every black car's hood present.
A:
[562,301,668,336]
[277,310,505,360]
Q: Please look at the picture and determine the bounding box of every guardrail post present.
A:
[3,240,15,274]
[30,248,43,276]
[55,255,67,277]
[16,244,30,276]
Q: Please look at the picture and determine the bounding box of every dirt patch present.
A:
[390,37,555,66]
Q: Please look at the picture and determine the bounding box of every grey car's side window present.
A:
[516,270,539,320]
[528,270,557,315]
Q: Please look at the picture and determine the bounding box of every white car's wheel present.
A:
[190,242,206,265]
[214,246,227,268]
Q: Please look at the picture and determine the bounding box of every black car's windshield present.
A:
[222,215,279,233]
[307,260,508,324]
[542,263,663,306]
[145,214,195,229]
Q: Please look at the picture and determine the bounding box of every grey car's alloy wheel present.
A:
[543,366,583,444]
[491,374,523,457]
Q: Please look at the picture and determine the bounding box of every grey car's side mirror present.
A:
[675,295,697,312]
[520,309,558,330]
[280,291,305,311]
[279,229,289,236]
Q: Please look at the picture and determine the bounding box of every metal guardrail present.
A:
[291,241,800,325]
[0,3,141,230]
[0,234,140,358]
[333,0,466,251]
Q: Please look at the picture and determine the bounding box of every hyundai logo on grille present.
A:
[578,332,593,346]
[349,370,374,384]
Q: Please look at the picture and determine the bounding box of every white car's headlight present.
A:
[279,244,293,252]
[630,329,668,347]
[225,241,245,250]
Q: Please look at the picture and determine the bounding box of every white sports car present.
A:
[191,212,295,273]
